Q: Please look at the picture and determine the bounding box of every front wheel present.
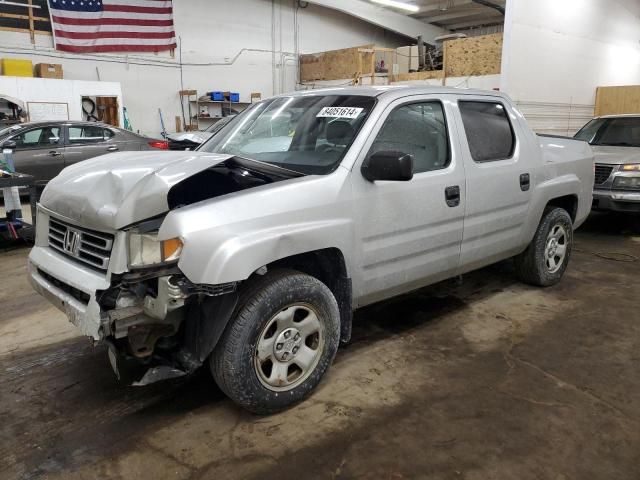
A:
[514,207,573,287]
[210,270,340,414]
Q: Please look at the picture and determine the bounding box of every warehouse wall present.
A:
[0,0,407,136]
[501,0,640,135]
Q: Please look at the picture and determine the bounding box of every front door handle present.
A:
[445,185,461,207]
[520,173,531,191]
[49,151,62,157]
[106,146,119,152]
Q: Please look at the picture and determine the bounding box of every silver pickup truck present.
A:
[574,114,640,213]
[28,86,594,413]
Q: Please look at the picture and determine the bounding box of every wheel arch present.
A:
[265,248,353,345]
[545,194,578,222]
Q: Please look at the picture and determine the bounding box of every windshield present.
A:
[574,117,640,147]
[199,95,376,174]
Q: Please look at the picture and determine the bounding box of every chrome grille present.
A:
[48,218,113,270]
[594,164,614,185]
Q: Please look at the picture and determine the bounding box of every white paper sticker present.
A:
[316,107,364,119]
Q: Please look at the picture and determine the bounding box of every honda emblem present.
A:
[63,229,81,255]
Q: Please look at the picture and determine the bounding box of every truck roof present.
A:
[279,85,510,101]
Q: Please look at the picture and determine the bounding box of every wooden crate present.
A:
[595,86,640,116]
[444,33,503,77]
[300,45,374,82]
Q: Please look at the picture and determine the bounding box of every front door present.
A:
[351,95,466,306]
[8,125,64,184]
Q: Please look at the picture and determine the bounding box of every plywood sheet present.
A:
[444,33,502,77]
[393,70,443,82]
[300,45,374,82]
[595,85,640,116]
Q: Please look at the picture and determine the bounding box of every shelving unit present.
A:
[178,90,251,130]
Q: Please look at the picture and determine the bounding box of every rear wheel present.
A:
[514,207,573,287]
[211,270,340,414]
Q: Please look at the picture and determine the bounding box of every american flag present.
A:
[47,0,177,53]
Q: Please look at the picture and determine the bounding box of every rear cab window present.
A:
[458,100,515,162]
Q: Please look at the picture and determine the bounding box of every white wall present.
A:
[501,0,640,134]
[0,0,408,136]
[0,76,123,126]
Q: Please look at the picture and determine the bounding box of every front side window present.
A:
[368,101,449,174]
[12,126,60,149]
[199,95,376,175]
[459,101,515,162]
[574,117,640,147]
[68,125,107,144]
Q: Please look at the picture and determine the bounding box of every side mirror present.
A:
[362,151,414,182]
[2,140,17,150]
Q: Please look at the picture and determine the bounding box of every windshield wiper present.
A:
[226,156,305,179]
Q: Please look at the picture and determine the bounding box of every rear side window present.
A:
[68,125,107,144]
[459,101,515,162]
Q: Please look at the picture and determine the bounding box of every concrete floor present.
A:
[1,212,639,480]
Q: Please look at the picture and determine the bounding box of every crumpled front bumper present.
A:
[28,245,110,340]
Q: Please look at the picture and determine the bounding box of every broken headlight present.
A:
[128,232,183,268]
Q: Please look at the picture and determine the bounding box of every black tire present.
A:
[211,269,340,414]
[514,207,573,287]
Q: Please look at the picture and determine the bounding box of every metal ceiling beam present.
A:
[423,7,489,23]
[303,0,448,42]
[471,0,505,15]
[447,17,503,29]
[412,0,475,17]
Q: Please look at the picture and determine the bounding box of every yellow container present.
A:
[2,58,34,77]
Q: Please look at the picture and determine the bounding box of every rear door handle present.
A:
[520,173,530,191]
[49,151,62,157]
[445,185,461,207]
[106,146,119,152]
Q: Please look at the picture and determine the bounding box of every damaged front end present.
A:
[29,152,305,386]
[99,267,239,386]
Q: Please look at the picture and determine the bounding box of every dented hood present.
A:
[40,151,233,231]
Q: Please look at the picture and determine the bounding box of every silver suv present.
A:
[28,87,594,413]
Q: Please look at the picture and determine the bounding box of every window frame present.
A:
[364,99,452,176]
[457,99,517,163]
[9,125,62,151]
[65,124,110,146]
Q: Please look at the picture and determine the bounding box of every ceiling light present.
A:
[371,0,419,13]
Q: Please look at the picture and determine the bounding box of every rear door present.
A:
[351,95,467,306]
[63,124,117,167]
[453,96,533,272]
[8,125,64,184]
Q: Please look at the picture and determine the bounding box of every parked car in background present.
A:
[0,121,168,185]
[574,114,640,213]
[29,86,594,414]
[167,116,235,151]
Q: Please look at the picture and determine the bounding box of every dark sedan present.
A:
[0,121,168,185]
